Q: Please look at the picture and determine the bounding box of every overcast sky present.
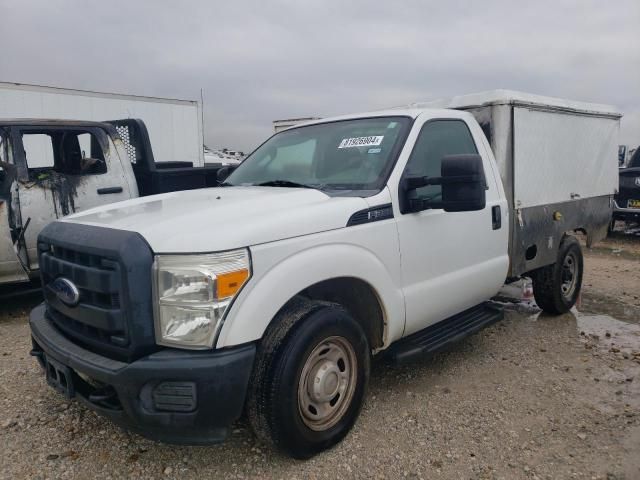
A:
[1,0,639,152]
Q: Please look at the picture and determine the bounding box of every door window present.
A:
[22,134,55,169]
[403,120,478,203]
[21,130,107,176]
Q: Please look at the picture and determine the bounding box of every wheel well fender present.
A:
[215,244,404,349]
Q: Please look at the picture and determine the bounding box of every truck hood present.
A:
[62,187,369,252]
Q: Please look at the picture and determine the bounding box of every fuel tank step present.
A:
[387,302,504,364]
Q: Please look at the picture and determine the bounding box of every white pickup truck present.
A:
[29,91,620,458]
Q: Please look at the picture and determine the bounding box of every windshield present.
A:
[226,116,411,193]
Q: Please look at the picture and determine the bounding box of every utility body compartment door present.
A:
[393,114,509,337]
[512,107,619,208]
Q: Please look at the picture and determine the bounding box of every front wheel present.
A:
[530,235,583,314]
[247,300,370,458]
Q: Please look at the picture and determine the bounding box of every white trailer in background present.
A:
[0,82,204,166]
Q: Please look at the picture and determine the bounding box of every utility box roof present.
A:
[407,89,622,118]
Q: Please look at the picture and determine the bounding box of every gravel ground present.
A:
[1,235,639,480]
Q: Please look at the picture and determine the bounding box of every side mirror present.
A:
[400,154,486,213]
[440,154,486,212]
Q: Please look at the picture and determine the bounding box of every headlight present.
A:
[153,249,251,348]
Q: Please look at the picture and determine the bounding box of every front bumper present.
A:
[612,199,640,220]
[29,303,256,444]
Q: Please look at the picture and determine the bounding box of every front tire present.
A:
[247,299,370,458]
[531,235,583,314]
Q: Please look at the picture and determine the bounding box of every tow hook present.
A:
[88,386,121,410]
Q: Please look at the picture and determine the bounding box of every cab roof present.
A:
[281,107,468,130]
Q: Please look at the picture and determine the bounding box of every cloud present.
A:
[1,0,638,150]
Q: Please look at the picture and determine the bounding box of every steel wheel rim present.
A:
[297,336,357,431]
[560,251,578,299]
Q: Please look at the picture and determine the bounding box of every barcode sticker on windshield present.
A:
[338,136,384,149]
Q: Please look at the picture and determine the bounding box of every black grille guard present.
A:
[38,221,157,362]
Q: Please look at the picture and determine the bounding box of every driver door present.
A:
[14,126,131,270]
[395,117,509,336]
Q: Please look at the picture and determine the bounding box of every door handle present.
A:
[491,205,501,230]
[97,187,123,195]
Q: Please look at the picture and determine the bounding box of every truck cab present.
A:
[28,94,618,458]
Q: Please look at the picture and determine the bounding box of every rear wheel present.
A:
[247,299,370,458]
[531,235,583,314]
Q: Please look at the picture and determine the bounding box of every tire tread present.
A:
[247,297,365,458]
[531,235,582,314]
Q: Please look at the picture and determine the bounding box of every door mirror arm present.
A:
[407,197,442,212]
[402,176,441,190]
[401,176,436,213]
[404,173,482,192]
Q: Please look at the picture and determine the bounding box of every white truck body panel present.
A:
[0,82,204,166]
[513,108,619,207]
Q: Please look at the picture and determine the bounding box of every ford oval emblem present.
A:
[50,278,80,307]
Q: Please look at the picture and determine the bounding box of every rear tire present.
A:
[530,235,583,314]
[247,299,370,458]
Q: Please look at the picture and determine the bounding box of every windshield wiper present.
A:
[254,180,318,189]
[323,184,362,190]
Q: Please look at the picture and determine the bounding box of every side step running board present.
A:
[387,302,504,364]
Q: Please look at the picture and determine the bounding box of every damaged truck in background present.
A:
[0,119,223,285]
